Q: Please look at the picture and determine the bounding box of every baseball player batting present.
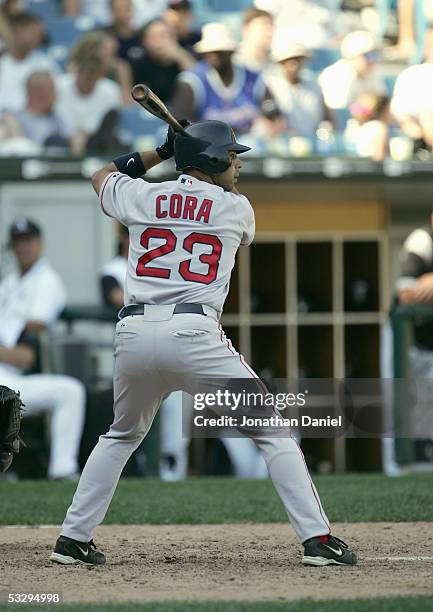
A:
[50,114,357,567]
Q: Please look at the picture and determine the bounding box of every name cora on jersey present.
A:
[156,194,213,224]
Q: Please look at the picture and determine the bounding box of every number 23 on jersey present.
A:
[136,228,223,285]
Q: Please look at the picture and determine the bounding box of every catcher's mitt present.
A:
[0,385,25,473]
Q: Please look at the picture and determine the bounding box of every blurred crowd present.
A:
[1,0,433,160]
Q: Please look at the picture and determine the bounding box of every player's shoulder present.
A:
[320,58,349,79]
[152,177,192,194]
[402,227,433,261]
[55,72,74,94]
[105,171,151,190]
[0,270,17,291]
[188,60,209,76]
[158,177,182,189]
[223,190,252,207]
[31,259,65,288]
[97,77,122,97]
[26,49,56,69]
[56,72,73,85]
[233,61,260,81]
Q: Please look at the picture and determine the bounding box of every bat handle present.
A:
[166,116,187,134]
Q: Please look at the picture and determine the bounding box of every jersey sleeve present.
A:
[99,172,148,224]
[233,193,255,246]
[399,228,433,278]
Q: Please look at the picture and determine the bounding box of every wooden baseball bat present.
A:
[131,84,187,134]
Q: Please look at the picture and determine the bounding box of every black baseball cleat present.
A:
[302,535,357,566]
[50,536,106,565]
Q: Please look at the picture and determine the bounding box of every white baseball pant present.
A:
[160,391,268,479]
[61,306,331,543]
[0,373,85,478]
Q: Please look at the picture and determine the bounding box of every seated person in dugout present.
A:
[0,219,86,479]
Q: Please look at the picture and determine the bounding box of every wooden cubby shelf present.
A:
[222,230,388,473]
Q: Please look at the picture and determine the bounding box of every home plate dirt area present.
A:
[1,523,432,604]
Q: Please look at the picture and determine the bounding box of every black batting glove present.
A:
[156,119,190,160]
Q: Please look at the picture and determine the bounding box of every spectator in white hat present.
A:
[391,30,433,151]
[0,219,85,480]
[263,36,330,140]
[171,22,269,134]
[319,30,386,110]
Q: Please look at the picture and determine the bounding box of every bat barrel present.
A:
[131,84,148,102]
[131,83,188,135]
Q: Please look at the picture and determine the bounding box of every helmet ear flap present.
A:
[193,151,230,173]
[174,122,242,173]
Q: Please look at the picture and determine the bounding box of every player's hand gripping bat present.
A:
[131,84,188,135]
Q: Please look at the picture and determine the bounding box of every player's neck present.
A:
[186,170,216,186]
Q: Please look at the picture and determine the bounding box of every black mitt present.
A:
[0,385,25,473]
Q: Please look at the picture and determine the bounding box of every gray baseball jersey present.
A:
[99,172,255,313]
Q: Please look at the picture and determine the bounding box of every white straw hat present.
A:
[194,23,237,54]
[271,40,311,63]
[341,30,377,59]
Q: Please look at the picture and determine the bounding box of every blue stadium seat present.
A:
[333,108,351,131]
[385,73,397,96]
[27,0,58,20]
[191,0,252,26]
[119,107,162,146]
[45,16,85,46]
[206,0,253,11]
[308,48,341,73]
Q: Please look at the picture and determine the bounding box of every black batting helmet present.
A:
[174,120,251,174]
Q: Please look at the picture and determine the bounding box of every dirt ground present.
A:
[1,523,432,604]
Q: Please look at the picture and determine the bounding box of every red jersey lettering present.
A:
[155,194,213,223]
[169,194,182,218]
[156,195,167,218]
[196,199,213,224]
[182,195,198,220]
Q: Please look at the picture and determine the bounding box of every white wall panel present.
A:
[0,181,117,305]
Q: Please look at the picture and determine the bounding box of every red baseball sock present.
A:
[318,535,330,543]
